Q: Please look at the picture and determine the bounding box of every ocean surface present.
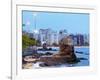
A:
[73,47,89,67]
[32,47,89,68]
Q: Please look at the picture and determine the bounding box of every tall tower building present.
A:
[58,29,68,41]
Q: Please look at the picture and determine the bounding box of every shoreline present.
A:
[37,46,89,49]
[74,46,89,48]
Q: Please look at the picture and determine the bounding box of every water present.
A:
[32,47,89,68]
[74,47,89,66]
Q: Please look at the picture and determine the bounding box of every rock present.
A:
[53,36,79,63]
[39,56,69,66]
[39,62,50,67]
[45,52,53,55]
[24,56,39,62]
[37,36,80,66]
[43,43,48,50]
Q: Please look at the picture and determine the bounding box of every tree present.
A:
[22,34,36,49]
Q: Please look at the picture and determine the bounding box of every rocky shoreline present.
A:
[22,36,80,69]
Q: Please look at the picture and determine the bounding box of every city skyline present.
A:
[22,11,89,34]
[23,28,89,46]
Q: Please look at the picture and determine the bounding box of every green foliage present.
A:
[22,34,36,49]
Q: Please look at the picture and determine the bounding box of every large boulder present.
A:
[39,36,79,66]
[53,36,79,63]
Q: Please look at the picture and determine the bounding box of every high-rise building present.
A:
[39,28,52,46]
[39,28,59,46]
[73,35,78,46]
[58,29,68,41]
[84,34,89,46]
[76,34,84,46]
[51,31,58,46]
[69,34,77,46]
[69,34,89,46]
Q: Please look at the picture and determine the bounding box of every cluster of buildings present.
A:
[69,34,89,46]
[23,28,89,46]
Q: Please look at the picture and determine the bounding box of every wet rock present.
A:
[39,62,50,67]
[45,52,53,55]
[75,51,83,54]
[78,57,88,60]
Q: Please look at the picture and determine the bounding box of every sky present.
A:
[22,10,89,34]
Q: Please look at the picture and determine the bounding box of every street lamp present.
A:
[33,13,38,52]
[26,20,30,32]
[33,13,37,30]
[33,13,38,39]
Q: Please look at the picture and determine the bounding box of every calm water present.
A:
[32,47,89,68]
[74,47,89,67]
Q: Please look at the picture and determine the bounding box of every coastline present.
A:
[74,46,89,48]
[37,46,89,49]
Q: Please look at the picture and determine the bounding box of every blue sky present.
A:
[22,11,89,34]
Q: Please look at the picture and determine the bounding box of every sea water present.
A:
[74,47,89,67]
[32,47,89,68]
